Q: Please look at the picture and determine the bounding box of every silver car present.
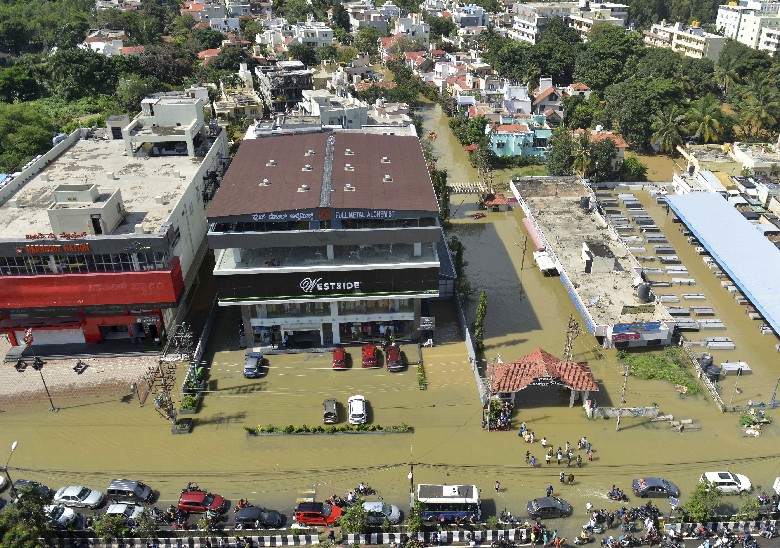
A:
[348,395,366,425]
[44,504,77,527]
[53,486,104,509]
[105,503,144,524]
[362,501,401,525]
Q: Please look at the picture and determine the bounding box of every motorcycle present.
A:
[608,490,629,502]
[181,482,200,494]
[499,509,521,527]
[583,523,606,535]
[354,483,376,496]
[574,534,594,545]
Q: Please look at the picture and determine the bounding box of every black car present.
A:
[13,479,53,501]
[527,497,572,519]
[632,477,680,498]
[235,506,284,529]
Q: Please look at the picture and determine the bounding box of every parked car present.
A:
[700,472,752,494]
[53,486,104,509]
[243,352,266,378]
[385,344,403,372]
[348,395,367,425]
[632,477,680,498]
[178,490,228,514]
[293,501,342,526]
[362,501,401,525]
[332,347,347,370]
[235,506,284,529]
[105,503,144,524]
[107,479,154,504]
[44,504,77,527]
[0,476,6,492]
[527,497,572,519]
[323,399,339,424]
[361,344,378,368]
[13,479,53,501]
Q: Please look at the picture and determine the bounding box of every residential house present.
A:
[255,60,314,113]
[509,2,577,44]
[120,45,145,56]
[565,82,591,100]
[209,17,241,33]
[289,16,336,50]
[181,0,227,22]
[643,21,727,60]
[250,0,273,16]
[488,114,552,157]
[567,1,629,41]
[573,128,629,167]
[452,4,489,27]
[501,82,532,114]
[80,29,129,56]
[717,0,780,54]
[298,89,368,128]
[226,0,251,16]
[213,63,264,123]
[198,47,222,64]
[347,1,389,34]
[377,1,400,20]
[394,14,431,46]
[367,98,413,126]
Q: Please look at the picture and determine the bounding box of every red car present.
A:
[361,344,379,368]
[332,347,347,370]
[385,344,403,372]
[293,501,342,526]
[177,490,227,514]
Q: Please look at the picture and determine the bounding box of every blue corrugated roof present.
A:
[667,193,780,335]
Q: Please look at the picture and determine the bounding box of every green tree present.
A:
[0,102,56,172]
[337,46,359,64]
[45,48,118,100]
[572,23,644,91]
[681,481,721,523]
[211,46,250,72]
[405,500,425,533]
[0,17,32,55]
[133,505,160,539]
[433,168,450,220]
[619,155,648,181]
[572,132,592,177]
[627,0,668,29]
[92,513,130,541]
[334,27,354,46]
[427,15,457,40]
[240,20,266,42]
[331,4,351,31]
[531,17,582,84]
[355,26,382,57]
[339,497,368,534]
[138,43,196,86]
[686,94,723,143]
[317,44,338,62]
[634,47,682,80]
[737,83,780,139]
[192,28,226,51]
[389,36,427,55]
[547,127,575,175]
[736,489,762,520]
[287,43,318,66]
[681,57,717,100]
[116,74,166,113]
[0,486,55,547]
[0,66,40,102]
[474,290,487,351]
[590,139,617,182]
[651,105,686,156]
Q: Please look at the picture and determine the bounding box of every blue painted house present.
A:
[488,114,552,158]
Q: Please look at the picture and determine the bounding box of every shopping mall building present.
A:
[0,92,228,348]
[207,129,452,347]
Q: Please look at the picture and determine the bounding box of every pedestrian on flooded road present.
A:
[495,481,500,493]
[566,454,572,468]
[529,431,535,443]
[541,437,547,448]
[556,450,563,465]
[545,453,551,465]
[524,431,531,443]
[576,455,582,467]
[559,471,565,484]
[586,441,591,453]
[565,441,570,452]
[526,451,530,463]
[530,455,536,467]
[519,421,526,437]
[547,485,553,497]
[588,449,594,461]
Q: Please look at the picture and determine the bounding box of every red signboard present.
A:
[0,257,184,309]
[612,332,641,342]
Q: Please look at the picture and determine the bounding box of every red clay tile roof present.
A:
[492,348,600,393]
[430,49,445,55]
[405,50,426,60]
[573,129,630,149]
[198,47,221,59]
[496,123,529,133]
[569,82,590,91]
[532,86,559,105]
[484,192,507,205]
[463,144,478,151]
[121,45,145,54]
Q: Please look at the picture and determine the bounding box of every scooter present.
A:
[608,490,629,502]
[354,483,376,496]
[574,533,594,545]
[498,509,520,527]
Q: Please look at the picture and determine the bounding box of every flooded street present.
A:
[1,106,779,541]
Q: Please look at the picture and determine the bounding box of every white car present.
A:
[53,486,105,508]
[700,471,752,494]
[44,504,77,527]
[105,503,144,524]
[348,395,367,425]
[0,475,6,492]
[363,501,401,525]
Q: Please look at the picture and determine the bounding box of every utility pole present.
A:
[729,367,743,407]
[408,445,414,511]
[616,364,630,431]
[562,315,581,362]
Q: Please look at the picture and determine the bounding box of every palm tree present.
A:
[686,95,724,144]
[714,65,739,99]
[651,106,686,156]
[738,83,780,139]
[572,132,592,177]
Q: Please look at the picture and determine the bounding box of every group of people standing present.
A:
[520,427,595,469]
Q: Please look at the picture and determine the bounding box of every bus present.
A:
[416,484,481,524]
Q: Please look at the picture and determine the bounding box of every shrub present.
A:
[283,424,295,433]
[181,394,198,410]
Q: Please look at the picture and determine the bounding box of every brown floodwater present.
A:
[2,108,780,540]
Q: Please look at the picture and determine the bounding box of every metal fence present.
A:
[454,295,487,406]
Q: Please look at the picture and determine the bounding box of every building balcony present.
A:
[214,242,439,274]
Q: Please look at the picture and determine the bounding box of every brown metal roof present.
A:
[207,132,439,219]
[491,348,600,393]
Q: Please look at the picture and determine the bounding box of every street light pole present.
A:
[408,445,414,511]
[32,358,58,413]
[4,441,18,497]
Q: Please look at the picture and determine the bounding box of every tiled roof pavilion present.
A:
[492,348,600,397]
